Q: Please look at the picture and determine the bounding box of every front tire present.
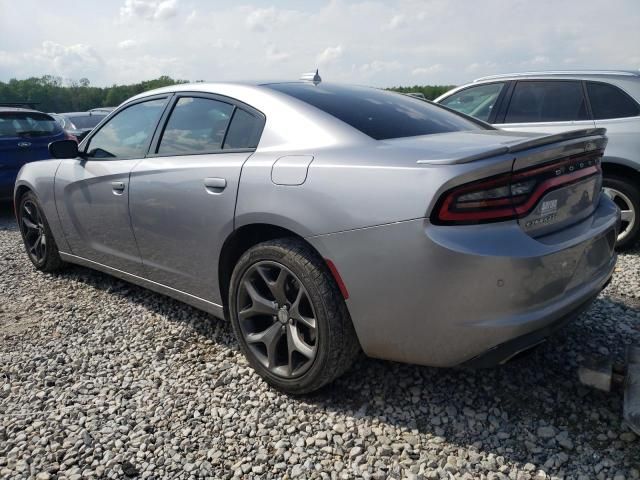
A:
[17,192,65,272]
[603,175,639,249]
[229,238,360,394]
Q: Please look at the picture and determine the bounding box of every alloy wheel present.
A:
[236,261,318,378]
[20,200,47,264]
[604,187,636,244]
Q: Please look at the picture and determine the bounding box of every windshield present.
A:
[266,83,485,140]
[0,112,62,138]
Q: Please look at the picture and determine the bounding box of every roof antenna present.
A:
[300,69,322,85]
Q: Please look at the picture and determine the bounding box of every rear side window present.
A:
[439,83,505,122]
[223,108,263,149]
[266,83,484,140]
[0,112,61,138]
[505,81,588,123]
[158,97,234,155]
[86,98,166,158]
[586,82,640,119]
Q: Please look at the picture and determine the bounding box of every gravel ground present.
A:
[1,201,639,480]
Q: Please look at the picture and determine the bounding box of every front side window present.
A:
[586,82,640,120]
[266,83,484,140]
[439,83,505,122]
[86,98,166,158]
[0,112,62,138]
[158,97,234,155]
[505,81,588,123]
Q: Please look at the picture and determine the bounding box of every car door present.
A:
[496,80,595,134]
[55,95,170,273]
[128,93,265,303]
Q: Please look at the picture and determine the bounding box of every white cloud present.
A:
[245,6,300,32]
[1,0,639,87]
[317,46,343,66]
[120,0,178,21]
[117,39,138,50]
[386,14,406,30]
[412,64,444,76]
[265,45,290,64]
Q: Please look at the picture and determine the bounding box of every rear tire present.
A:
[228,238,360,394]
[17,191,65,272]
[603,175,640,249]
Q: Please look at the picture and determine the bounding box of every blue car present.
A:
[0,107,66,200]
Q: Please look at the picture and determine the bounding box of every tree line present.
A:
[0,76,455,113]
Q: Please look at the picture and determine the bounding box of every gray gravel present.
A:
[1,202,639,480]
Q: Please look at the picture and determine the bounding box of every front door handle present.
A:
[111,181,125,194]
[204,177,227,193]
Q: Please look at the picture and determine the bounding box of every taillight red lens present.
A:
[432,150,602,225]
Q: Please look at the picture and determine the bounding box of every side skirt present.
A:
[59,252,225,319]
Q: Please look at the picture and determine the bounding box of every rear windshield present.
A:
[266,83,485,140]
[66,114,106,129]
[0,112,62,138]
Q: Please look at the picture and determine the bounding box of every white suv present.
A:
[436,70,640,248]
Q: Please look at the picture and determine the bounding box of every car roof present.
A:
[473,70,640,82]
[0,106,47,114]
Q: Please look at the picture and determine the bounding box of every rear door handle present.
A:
[204,177,227,193]
[111,181,125,194]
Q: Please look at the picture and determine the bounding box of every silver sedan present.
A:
[14,80,620,393]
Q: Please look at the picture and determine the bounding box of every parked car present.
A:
[51,111,109,142]
[435,70,640,248]
[15,80,619,393]
[0,107,66,200]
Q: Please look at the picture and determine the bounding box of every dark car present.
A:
[51,111,109,142]
[0,107,65,200]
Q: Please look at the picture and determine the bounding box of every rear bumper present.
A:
[308,195,619,367]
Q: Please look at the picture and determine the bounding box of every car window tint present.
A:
[505,81,588,123]
[586,82,640,119]
[0,112,61,138]
[223,108,262,149]
[266,83,484,140]
[440,83,505,122]
[86,99,166,158]
[158,97,234,155]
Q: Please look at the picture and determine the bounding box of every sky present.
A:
[0,0,639,87]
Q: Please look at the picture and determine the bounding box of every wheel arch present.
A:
[602,159,640,184]
[218,223,338,318]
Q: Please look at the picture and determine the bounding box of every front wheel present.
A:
[603,175,639,249]
[228,238,360,394]
[18,192,65,272]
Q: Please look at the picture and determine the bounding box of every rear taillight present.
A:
[65,132,78,143]
[432,150,603,225]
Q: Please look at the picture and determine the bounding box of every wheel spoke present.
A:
[239,280,277,319]
[256,266,289,305]
[620,209,634,223]
[22,217,38,230]
[287,323,315,359]
[290,287,316,329]
[246,322,284,369]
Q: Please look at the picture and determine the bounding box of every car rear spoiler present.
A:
[418,128,607,165]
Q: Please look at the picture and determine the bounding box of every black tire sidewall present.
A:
[603,175,640,249]
[18,192,61,270]
[228,241,338,393]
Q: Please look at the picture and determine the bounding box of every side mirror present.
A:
[49,140,79,159]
